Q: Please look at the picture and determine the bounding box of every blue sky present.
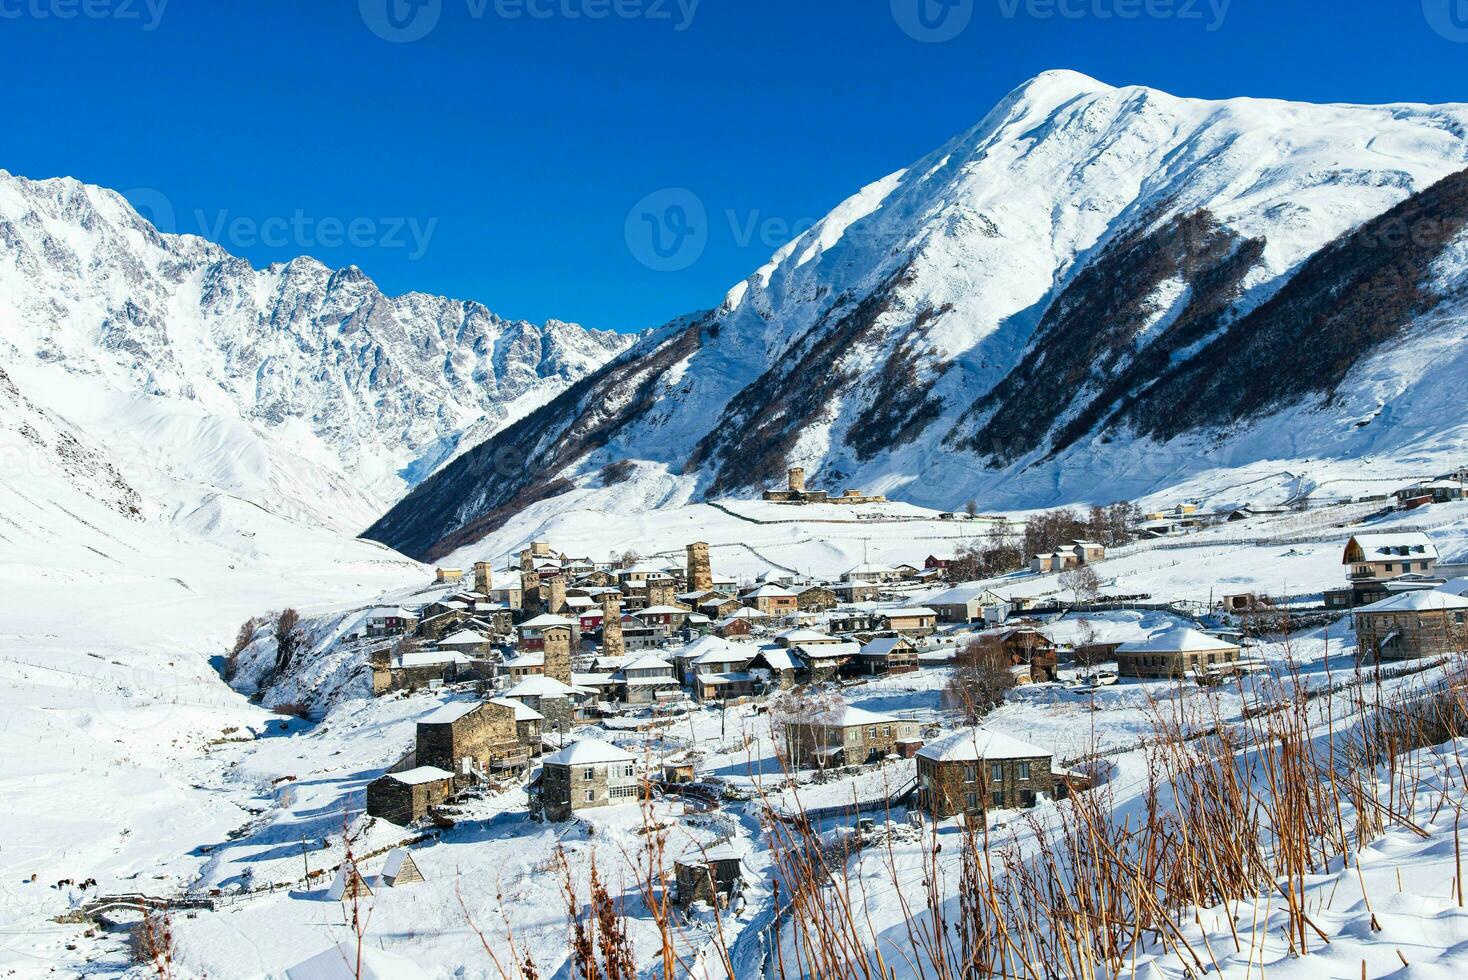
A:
[5,1,1467,331]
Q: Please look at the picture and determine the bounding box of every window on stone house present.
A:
[991,790,1005,808]
[966,791,978,811]
[964,765,976,784]
[584,768,595,780]
[990,763,1003,782]
[1018,762,1031,780]
[585,790,594,802]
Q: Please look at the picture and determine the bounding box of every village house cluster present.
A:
[357,539,976,824]
[346,468,1467,831]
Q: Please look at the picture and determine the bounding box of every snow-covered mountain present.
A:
[0,169,636,531]
[369,71,1468,561]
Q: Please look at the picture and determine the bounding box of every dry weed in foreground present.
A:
[479,654,1468,979]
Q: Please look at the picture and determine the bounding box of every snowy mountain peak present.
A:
[0,169,637,526]
[369,75,1468,561]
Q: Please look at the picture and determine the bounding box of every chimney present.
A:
[788,467,806,493]
[686,541,712,592]
[599,592,624,660]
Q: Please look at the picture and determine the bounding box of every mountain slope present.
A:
[0,169,635,524]
[368,71,1468,561]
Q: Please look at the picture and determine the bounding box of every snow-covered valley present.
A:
[6,69,1468,980]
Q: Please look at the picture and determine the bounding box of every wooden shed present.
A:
[380,848,425,887]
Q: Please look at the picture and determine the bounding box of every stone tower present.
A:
[788,467,806,493]
[686,541,712,593]
[543,574,567,615]
[542,624,573,684]
[522,569,543,616]
[473,561,493,595]
[647,580,677,609]
[599,593,624,660]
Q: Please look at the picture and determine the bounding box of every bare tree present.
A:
[224,616,259,682]
[273,608,301,678]
[1059,565,1101,607]
[944,638,1016,724]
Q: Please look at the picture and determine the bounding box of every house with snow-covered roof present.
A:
[781,704,921,769]
[1115,628,1241,679]
[741,583,799,617]
[365,765,456,825]
[1354,589,1468,663]
[855,635,919,676]
[534,737,640,821]
[916,729,1056,817]
[616,653,681,704]
[416,698,525,777]
[1343,532,1440,604]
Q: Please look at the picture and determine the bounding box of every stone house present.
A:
[436,629,495,659]
[489,696,544,755]
[677,637,754,685]
[828,608,879,633]
[693,671,761,701]
[639,605,690,631]
[500,652,545,682]
[796,586,838,612]
[1115,628,1242,679]
[366,766,456,825]
[742,584,799,618]
[535,738,640,821]
[832,581,880,604]
[927,586,1011,625]
[416,699,525,777]
[782,706,921,769]
[916,729,1057,818]
[434,568,464,585]
[500,675,588,734]
[843,563,899,584]
[700,595,743,619]
[374,649,475,694]
[774,628,842,649]
[1354,589,1468,662]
